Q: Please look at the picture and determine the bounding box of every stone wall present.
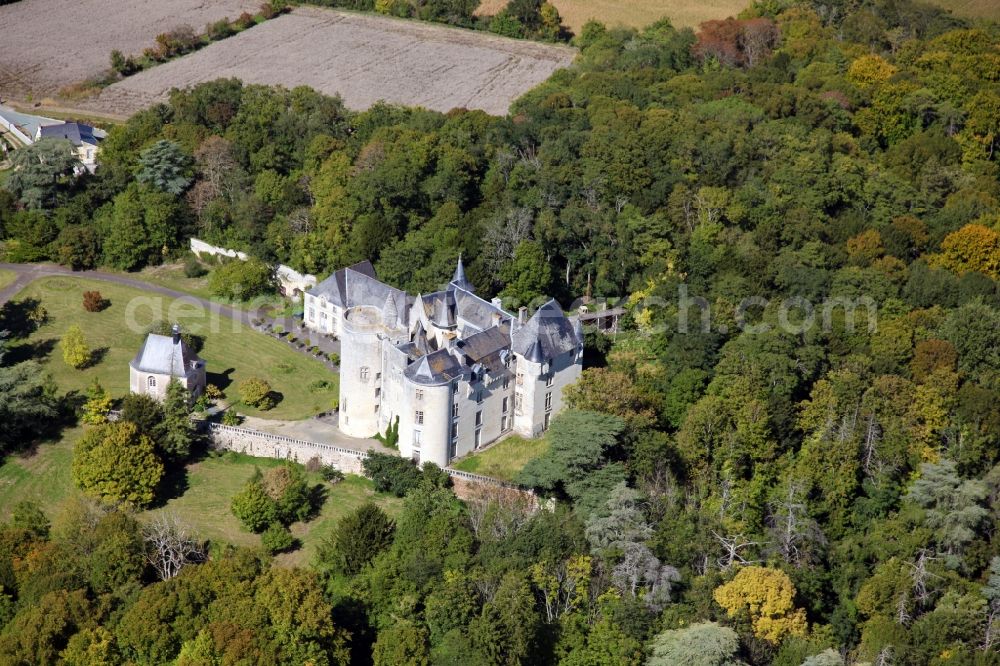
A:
[206,423,367,475]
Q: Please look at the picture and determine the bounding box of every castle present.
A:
[303,258,583,468]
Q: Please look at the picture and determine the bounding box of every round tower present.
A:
[339,305,384,438]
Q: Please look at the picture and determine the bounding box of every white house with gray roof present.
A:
[129,326,207,401]
[303,258,583,467]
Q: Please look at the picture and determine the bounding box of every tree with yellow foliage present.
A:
[929,223,1000,279]
[60,324,91,370]
[847,54,897,89]
[713,566,807,642]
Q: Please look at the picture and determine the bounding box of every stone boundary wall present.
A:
[189,238,316,297]
[205,422,367,475]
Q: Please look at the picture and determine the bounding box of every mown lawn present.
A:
[451,434,548,482]
[0,428,83,519]
[6,276,337,420]
[0,269,16,291]
[150,450,403,566]
[0,439,401,568]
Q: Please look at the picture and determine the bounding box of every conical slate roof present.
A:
[449,255,475,293]
[511,300,580,363]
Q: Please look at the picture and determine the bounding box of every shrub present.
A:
[362,452,423,497]
[261,523,295,554]
[208,257,276,301]
[234,11,255,29]
[82,291,107,312]
[204,384,225,401]
[206,18,235,40]
[183,255,208,278]
[155,25,198,59]
[61,325,91,369]
[221,409,241,426]
[321,466,345,484]
[238,377,273,409]
[231,471,278,532]
[328,352,340,365]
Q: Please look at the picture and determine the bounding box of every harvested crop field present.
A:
[84,7,578,117]
[0,0,259,98]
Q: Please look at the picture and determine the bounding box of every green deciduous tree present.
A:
[648,622,745,666]
[160,379,195,462]
[72,421,165,507]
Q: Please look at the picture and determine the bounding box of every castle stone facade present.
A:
[303,259,583,467]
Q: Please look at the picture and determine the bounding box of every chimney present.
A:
[491,297,503,309]
[171,324,181,343]
[518,307,527,325]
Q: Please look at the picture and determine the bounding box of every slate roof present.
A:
[130,333,203,377]
[511,300,580,363]
[38,122,102,146]
[404,348,466,385]
[455,326,512,375]
[449,255,474,293]
[309,261,407,325]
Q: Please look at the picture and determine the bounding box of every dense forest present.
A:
[2,0,1000,663]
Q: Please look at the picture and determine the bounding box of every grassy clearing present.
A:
[0,269,16,291]
[151,450,403,567]
[0,440,402,569]
[7,276,337,420]
[451,434,548,482]
[134,260,214,300]
[0,428,83,519]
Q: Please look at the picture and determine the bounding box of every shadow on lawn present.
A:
[3,338,56,365]
[207,368,235,392]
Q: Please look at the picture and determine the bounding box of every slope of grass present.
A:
[151,450,403,566]
[0,439,401,568]
[7,277,337,419]
[0,269,16,291]
[451,434,548,482]
[0,428,82,519]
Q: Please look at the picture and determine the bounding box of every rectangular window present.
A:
[416,389,424,401]
[503,377,510,390]
[415,410,424,425]
[516,373,524,385]
[501,415,509,432]
[448,438,457,460]
[452,401,459,419]
[475,411,483,427]
[476,390,484,404]
[475,428,482,448]
[375,387,381,398]
[514,392,523,415]
[376,372,381,381]
[546,374,554,388]
[545,391,552,411]
[502,397,509,413]
[413,430,422,448]
[544,412,551,430]
[342,398,347,412]
[308,308,315,320]
[360,367,369,381]
[320,311,328,321]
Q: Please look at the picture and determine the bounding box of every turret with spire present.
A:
[449,254,475,293]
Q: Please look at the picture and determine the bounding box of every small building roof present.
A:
[130,332,203,377]
[38,122,103,147]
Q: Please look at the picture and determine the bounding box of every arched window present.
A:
[147,376,157,388]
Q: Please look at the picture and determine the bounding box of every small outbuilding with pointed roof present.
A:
[129,325,207,401]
